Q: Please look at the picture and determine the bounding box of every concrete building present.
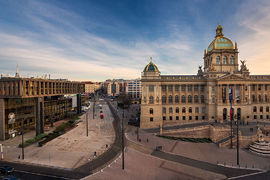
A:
[107,81,121,97]
[0,73,85,140]
[83,81,101,95]
[125,79,141,103]
[140,24,270,129]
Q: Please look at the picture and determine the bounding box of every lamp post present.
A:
[229,85,233,149]
[236,108,240,166]
[122,105,125,170]
[21,121,24,160]
[86,109,88,137]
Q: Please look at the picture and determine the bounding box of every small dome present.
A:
[207,24,234,52]
[143,57,160,72]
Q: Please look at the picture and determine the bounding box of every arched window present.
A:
[201,95,205,103]
[189,107,192,113]
[162,95,166,103]
[216,56,220,64]
[253,106,257,112]
[260,106,263,112]
[194,95,199,103]
[266,106,269,112]
[169,95,173,103]
[181,95,186,103]
[175,95,179,103]
[252,95,256,102]
[150,108,153,114]
[188,95,192,103]
[230,56,234,64]
[223,56,227,64]
[265,94,268,102]
[182,107,186,113]
[149,96,154,104]
[259,95,262,102]
[176,107,179,113]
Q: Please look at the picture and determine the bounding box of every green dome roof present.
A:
[143,57,159,72]
[207,24,234,52]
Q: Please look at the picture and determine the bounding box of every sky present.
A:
[0,0,270,81]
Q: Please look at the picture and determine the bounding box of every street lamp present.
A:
[229,85,233,149]
[122,104,125,170]
[86,109,88,137]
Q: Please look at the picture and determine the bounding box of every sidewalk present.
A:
[1,101,115,169]
[126,128,270,170]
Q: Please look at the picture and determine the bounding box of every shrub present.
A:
[19,133,47,148]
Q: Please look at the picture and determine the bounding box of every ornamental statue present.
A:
[240,60,249,72]
[197,65,203,76]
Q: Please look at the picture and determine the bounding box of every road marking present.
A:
[14,169,73,180]
[228,170,267,179]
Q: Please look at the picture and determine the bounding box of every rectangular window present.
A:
[212,86,215,92]
[150,117,153,122]
[163,116,166,120]
[189,116,192,120]
[200,85,205,92]
[202,107,206,113]
[195,107,199,113]
[252,84,255,91]
[254,115,257,119]
[175,85,179,91]
[202,116,205,120]
[169,116,172,120]
[149,85,154,92]
[182,116,186,120]
[168,85,173,92]
[162,85,166,92]
[162,107,166,114]
[195,116,198,120]
[169,107,173,113]
[258,84,262,91]
[265,85,268,91]
[176,116,179,120]
[181,85,186,92]
[188,85,192,92]
[194,85,198,91]
[260,115,263,119]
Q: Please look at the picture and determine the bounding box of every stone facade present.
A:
[140,24,270,129]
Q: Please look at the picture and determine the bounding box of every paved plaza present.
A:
[0,100,115,169]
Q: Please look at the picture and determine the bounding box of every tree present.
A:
[117,93,131,108]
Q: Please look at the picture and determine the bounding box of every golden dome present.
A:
[143,57,160,73]
[207,24,234,52]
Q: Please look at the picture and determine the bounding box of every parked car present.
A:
[2,175,20,180]
[0,166,14,175]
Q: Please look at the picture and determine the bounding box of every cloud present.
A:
[235,0,270,74]
[0,1,198,81]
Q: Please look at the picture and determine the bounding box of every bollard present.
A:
[94,151,97,157]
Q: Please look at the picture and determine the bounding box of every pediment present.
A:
[217,74,247,81]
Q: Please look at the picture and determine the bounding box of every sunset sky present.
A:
[0,0,270,81]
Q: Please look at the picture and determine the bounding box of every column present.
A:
[35,97,44,136]
[0,99,5,140]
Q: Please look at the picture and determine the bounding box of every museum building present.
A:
[140,24,270,129]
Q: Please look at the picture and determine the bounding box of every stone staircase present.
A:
[216,135,236,148]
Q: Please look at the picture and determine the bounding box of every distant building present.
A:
[107,81,120,97]
[0,69,85,140]
[125,79,141,103]
[83,81,101,95]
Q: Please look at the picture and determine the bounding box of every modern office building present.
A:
[125,79,141,103]
[140,24,270,129]
[0,72,85,140]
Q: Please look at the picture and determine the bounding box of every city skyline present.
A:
[0,0,270,81]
